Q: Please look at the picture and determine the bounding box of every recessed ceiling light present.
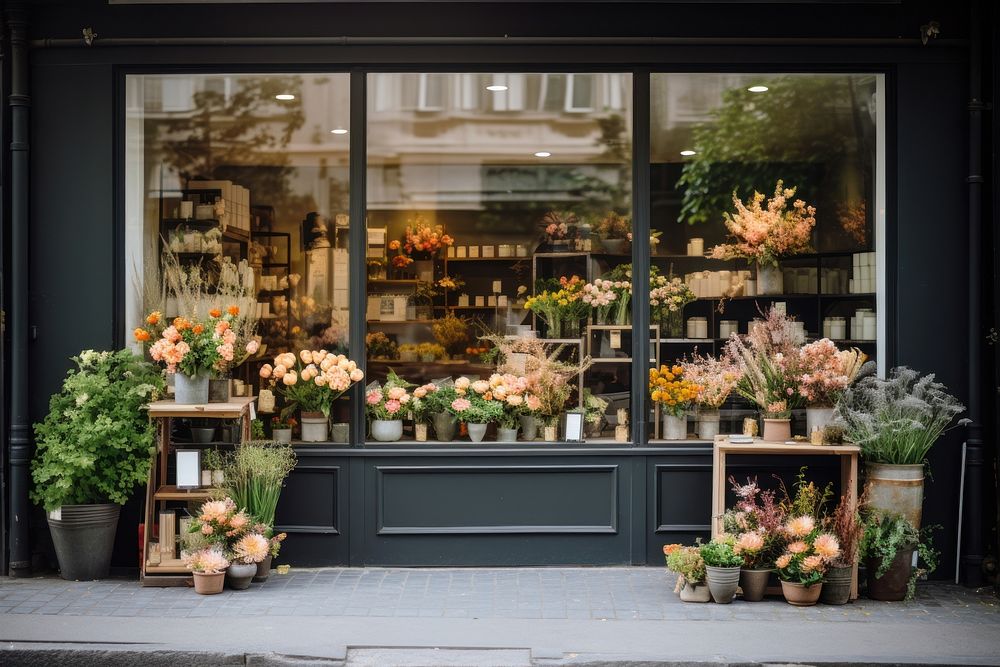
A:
[680,150,697,156]
[534,151,552,158]
[275,93,295,101]
[486,84,509,92]
[330,128,348,135]
[747,85,769,93]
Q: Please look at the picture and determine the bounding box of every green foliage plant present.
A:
[218,440,297,527]
[860,510,939,600]
[31,350,165,511]
[699,537,743,568]
[665,544,706,589]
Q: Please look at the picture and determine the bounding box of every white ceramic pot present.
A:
[806,406,836,435]
[174,373,209,405]
[467,423,488,443]
[662,413,687,440]
[756,263,783,295]
[272,428,292,444]
[300,412,329,442]
[371,419,403,442]
[697,410,720,440]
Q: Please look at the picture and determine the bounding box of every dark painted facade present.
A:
[1,1,996,582]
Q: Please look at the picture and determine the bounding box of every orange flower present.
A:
[173,317,190,331]
[663,543,681,556]
[192,324,205,335]
[227,305,240,316]
[145,311,161,326]
[133,328,150,342]
[209,308,222,318]
[787,540,809,555]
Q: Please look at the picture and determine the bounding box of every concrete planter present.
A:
[272,428,292,444]
[497,427,519,442]
[739,568,771,602]
[679,581,711,603]
[806,406,836,435]
[520,415,538,441]
[47,504,120,581]
[433,412,457,441]
[226,562,257,590]
[662,414,687,440]
[467,423,488,443]
[705,565,741,603]
[697,410,720,440]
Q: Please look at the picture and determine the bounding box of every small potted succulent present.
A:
[699,537,743,604]
[271,415,296,443]
[664,544,709,603]
[183,548,229,595]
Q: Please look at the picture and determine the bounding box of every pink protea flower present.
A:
[734,531,765,555]
[787,540,809,555]
[233,533,270,564]
[785,515,815,537]
[813,533,841,560]
[775,553,792,569]
[801,555,825,573]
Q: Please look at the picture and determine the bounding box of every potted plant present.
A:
[270,415,296,443]
[650,273,695,338]
[474,373,531,442]
[774,514,841,606]
[664,544,709,603]
[228,532,271,590]
[682,353,741,440]
[424,380,458,441]
[709,181,816,295]
[593,211,630,254]
[217,440,296,529]
[31,350,165,581]
[860,509,938,601]
[187,497,251,590]
[366,370,413,442]
[540,210,578,252]
[582,390,609,438]
[393,216,454,282]
[251,523,287,583]
[260,349,365,443]
[366,332,398,360]
[135,308,255,405]
[725,308,805,441]
[409,382,440,442]
[525,276,589,338]
[797,340,870,436]
[835,367,966,529]
[432,313,471,358]
[649,364,700,440]
[699,537,743,603]
[183,548,230,595]
[820,492,864,605]
[451,386,504,443]
[724,477,786,601]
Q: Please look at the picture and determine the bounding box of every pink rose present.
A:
[451,398,471,412]
[366,390,382,405]
[385,399,401,414]
[246,339,260,354]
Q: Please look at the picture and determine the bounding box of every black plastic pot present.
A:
[46,504,120,581]
[866,548,914,601]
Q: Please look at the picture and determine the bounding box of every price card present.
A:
[492,280,502,294]
[610,329,622,349]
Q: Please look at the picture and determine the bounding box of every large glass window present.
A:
[125,73,352,403]
[366,72,633,443]
[649,73,883,440]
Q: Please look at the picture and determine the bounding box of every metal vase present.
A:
[739,568,771,602]
[497,427,519,442]
[467,423,488,443]
[820,565,853,605]
[174,373,209,405]
[519,415,538,441]
[866,463,925,529]
[432,412,456,441]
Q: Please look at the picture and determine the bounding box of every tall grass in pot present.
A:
[219,440,296,528]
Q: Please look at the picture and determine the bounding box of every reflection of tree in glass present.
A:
[676,76,874,245]
[152,76,309,214]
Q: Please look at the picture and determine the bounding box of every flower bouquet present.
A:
[408,382,440,441]
[603,264,633,325]
[259,349,364,442]
[479,373,532,441]
[525,276,589,338]
[650,274,695,337]
[581,279,619,324]
[365,370,413,442]
[709,181,816,295]
[449,387,505,443]
[649,364,701,440]
[401,216,454,259]
[432,313,471,357]
[593,211,630,254]
[796,339,871,435]
[681,353,740,439]
[540,210,578,251]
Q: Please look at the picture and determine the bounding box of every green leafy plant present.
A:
[217,440,297,527]
[31,350,165,511]
[250,419,266,439]
[664,544,706,589]
[699,537,743,568]
[860,510,939,600]
[835,367,968,465]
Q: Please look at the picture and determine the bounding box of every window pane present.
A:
[367,72,632,444]
[649,73,881,441]
[125,73,352,432]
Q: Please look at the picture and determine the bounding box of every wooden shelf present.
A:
[445,256,524,262]
[368,279,419,285]
[154,485,217,501]
[367,319,436,325]
[147,396,256,420]
[144,563,191,575]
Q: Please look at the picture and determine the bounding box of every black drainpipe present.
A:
[962,1,986,588]
[6,5,30,578]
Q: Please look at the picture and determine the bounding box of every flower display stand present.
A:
[710,435,860,600]
[140,397,256,587]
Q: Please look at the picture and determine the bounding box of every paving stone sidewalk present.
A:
[2,567,998,624]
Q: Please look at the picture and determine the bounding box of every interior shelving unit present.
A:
[140,397,256,587]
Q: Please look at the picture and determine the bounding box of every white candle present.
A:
[689,238,704,255]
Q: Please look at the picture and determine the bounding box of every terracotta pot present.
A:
[866,548,914,601]
[780,580,823,606]
[193,571,225,595]
[253,554,272,583]
[820,565,853,605]
[762,418,791,442]
[679,581,711,603]
[705,565,741,604]
[739,568,771,602]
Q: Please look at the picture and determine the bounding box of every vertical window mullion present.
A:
[631,70,651,446]
[348,71,368,447]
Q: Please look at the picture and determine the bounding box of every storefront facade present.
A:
[2,1,995,581]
